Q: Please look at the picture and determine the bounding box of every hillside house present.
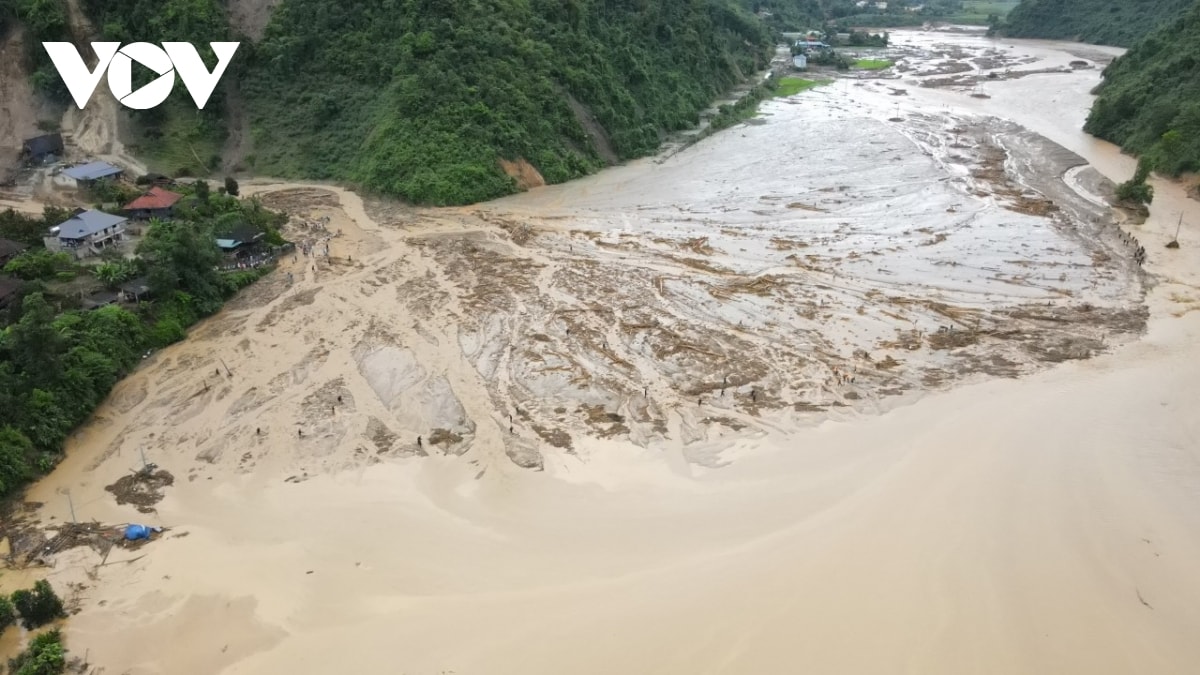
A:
[123,187,184,220]
[120,277,152,302]
[21,134,64,165]
[0,277,21,309]
[62,161,123,188]
[216,224,266,253]
[0,238,29,265]
[45,209,128,259]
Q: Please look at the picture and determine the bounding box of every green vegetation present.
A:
[0,0,72,102]
[0,595,16,632]
[3,250,75,282]
[827,0,1018,26]
[6,629,66,675]
[706,81,777,136]
[78,0,232,175]
[840,29,890,46]
[1085,0,1200,176]
[774,77,824,96]
[1003,0,1193,46]
[10,581,65,630]
[853,58,893,70]
[742,0,823,31]
[238,0,772,205]
[0,188,286,501]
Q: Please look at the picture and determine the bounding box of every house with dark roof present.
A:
[123,186,184,220]
[215,223,266,252]
[62,161,124,187]
[22,133,64,165]
[119,277,152,302]
[0,238,29,265]
[45,209,128,258]
[0,277,22,308]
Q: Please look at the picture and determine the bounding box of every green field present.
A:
[852,59,893,70]
[944,0,1020,23]
[774,77,826,96]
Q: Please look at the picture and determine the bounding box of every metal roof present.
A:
[124,186,183,211]
[23,133,64,157]
[63,161,124,181]
[55,210,128,239]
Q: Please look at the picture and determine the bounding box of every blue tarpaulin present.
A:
[124,524,152,541]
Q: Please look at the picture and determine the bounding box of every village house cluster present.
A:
[3,133,282,313]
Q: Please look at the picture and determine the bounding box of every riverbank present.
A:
[4,28,1200,674]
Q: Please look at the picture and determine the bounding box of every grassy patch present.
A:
[853,59,893,70]
[774,77,823,97]
[129,105,224,177]
[961,0,1020,17]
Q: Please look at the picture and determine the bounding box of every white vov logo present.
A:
[42,42,240,110]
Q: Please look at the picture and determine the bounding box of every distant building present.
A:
[62,161,124,188]
[793,54,808,70]
[0,238,29,265]
[123,186,184,220]
[796,40,831,52]
[875,1,888,8]
[45,209,128,259]
[21,133,64,165]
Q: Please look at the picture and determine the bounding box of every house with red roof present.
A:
[123,186,184,220]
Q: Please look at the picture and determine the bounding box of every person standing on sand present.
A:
[417,435,422,448]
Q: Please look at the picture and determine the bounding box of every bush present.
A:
[148,317,187,347]
[6,629,67,675]
[1115,179,1153,204]
[0,595,16,632]
[10,581,66,629]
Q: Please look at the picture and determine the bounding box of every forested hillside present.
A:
[1085,0,1200,177]
[742,0,823,31]
[240,0,773,204]
[1003,0,1193,46]
[1,0,782,205]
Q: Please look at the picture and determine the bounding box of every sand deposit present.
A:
[3,28,1200,675]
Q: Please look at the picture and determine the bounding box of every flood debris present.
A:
[105,465,175,513]
[1,515,167,569]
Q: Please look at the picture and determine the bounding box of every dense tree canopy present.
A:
[239,0,774,204]
[1085,0,1200,176]
[1003,0,1194,46]
[0,189,284,501]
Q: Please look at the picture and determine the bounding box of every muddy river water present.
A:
[4,28,1200,674]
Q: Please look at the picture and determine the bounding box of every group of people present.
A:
[1119,230,1147,267]
[220,251,279,272]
